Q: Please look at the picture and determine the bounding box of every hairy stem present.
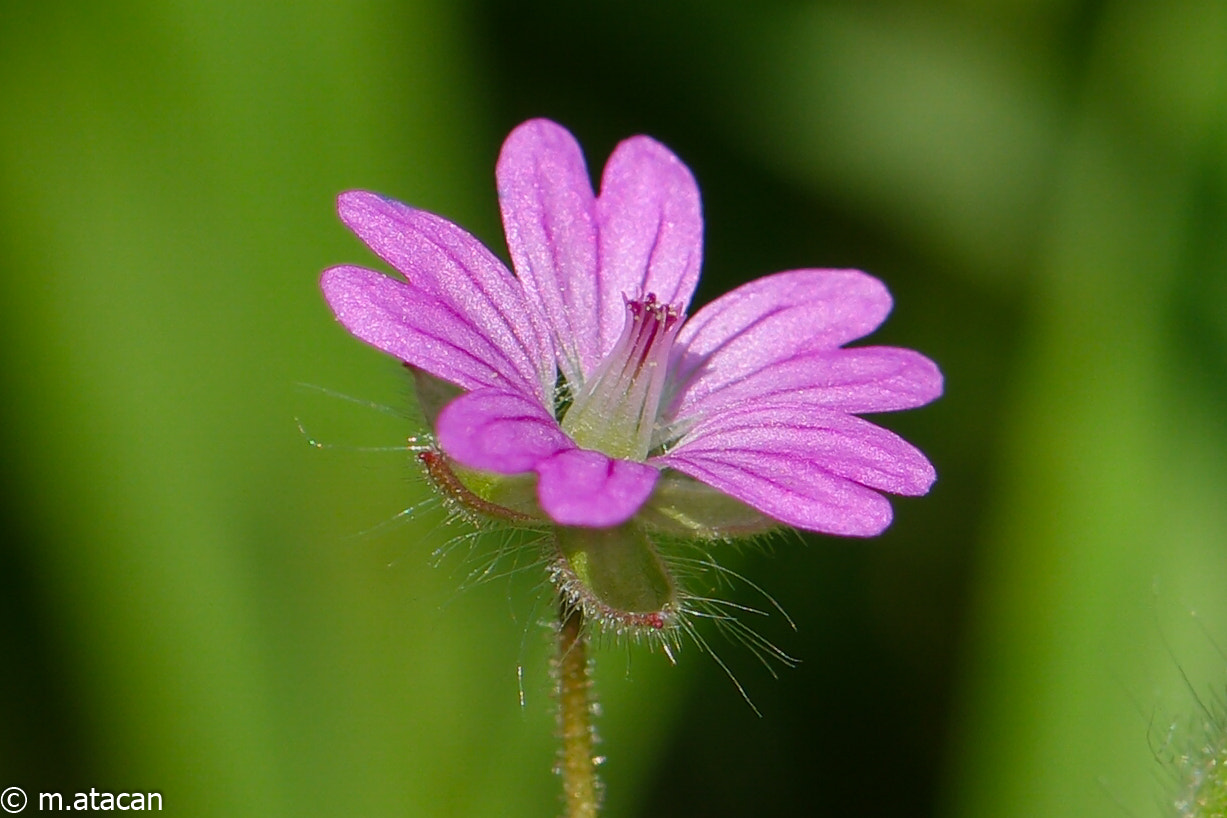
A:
[557,603,599,818]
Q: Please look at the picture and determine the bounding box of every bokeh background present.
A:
[3,1,1226,816]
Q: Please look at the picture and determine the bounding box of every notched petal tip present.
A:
[901,453,938,497]
[595,131,704,350]
[336,189,409,230]
[319,262,354,294]
[537,450,658,528]
[922,356,945,403]
[605,134,695,183]
[336,188,379,210]
[500,118,583,154]
[319,263,400,322]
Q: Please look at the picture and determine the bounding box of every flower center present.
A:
[561,294,683,461]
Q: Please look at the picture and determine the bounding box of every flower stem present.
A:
[557,603,599,818]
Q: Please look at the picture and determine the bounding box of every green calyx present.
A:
[553,525,678,627]
[418,449,547,525]
[639,471,780,540]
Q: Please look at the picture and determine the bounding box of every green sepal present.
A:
[639,470,780,539]
[448,462,547,521]
[418,449,549,525]
[554,524,677,618]
[409,366,463,427]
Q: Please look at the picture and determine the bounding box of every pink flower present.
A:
[321,119,941,535]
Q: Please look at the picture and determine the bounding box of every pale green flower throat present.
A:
[560,294,682,461]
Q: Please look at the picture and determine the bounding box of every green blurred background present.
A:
[2,1,1226,815]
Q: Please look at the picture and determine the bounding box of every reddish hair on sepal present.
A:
[418,449,538,525]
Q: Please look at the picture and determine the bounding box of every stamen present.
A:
[561,294,683,461]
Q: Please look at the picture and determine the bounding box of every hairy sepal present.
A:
[551,524,679,634]
[418,449,547,526]
[640,470,781,540]
[409,366,464,427]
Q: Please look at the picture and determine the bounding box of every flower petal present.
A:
[536,449,658,528]
[596,135,703,358]
[496,119,601,383]
[670,403,936,495]
[435,389,573,474]
[668,269,893,405]
[670,346,943,420]
[656,452,894,537]
[337,191,554,404]
[321,266,534,394]
[659,403,936,536]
